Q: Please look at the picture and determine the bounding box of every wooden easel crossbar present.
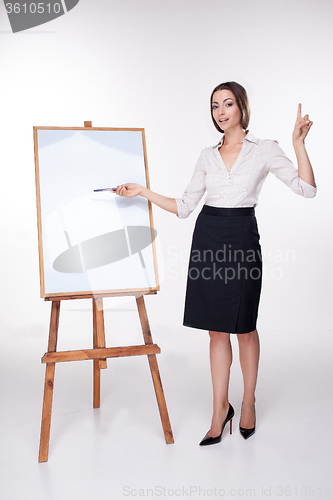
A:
[38,293,174,462]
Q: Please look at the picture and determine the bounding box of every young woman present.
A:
[113,81,317,446]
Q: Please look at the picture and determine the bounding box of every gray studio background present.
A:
[0,1,332,499]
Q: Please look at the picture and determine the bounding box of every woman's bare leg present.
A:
[237,328,260,428]
[207,330,232,437]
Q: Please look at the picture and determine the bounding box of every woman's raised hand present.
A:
[292,103,313,144]
[114,183,143,198]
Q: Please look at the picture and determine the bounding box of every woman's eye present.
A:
[226,103,233,107]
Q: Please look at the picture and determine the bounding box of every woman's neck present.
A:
[223,128,247,146]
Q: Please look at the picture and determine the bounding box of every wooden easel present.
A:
[37,120,173,462]
[39,292,174,462]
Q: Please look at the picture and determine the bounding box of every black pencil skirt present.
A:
[183,205,263,334]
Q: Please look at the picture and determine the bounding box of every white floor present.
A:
[1,304,332,500]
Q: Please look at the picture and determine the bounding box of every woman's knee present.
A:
[209,330,230,341]
[237,329,258,343]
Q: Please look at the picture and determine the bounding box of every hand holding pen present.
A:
[94,184,143,198]
[94,183,178,215]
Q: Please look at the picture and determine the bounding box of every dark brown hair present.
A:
[210,81,250,133]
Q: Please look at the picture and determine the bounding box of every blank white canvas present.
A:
[37,129,158,295]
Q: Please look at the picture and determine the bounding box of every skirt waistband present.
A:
[202,205,255,217]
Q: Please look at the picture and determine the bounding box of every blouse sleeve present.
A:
[267,140,317,198]
[175,151,207,219]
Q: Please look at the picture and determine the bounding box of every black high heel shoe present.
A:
[239,401,256,440]
[199,403,234,446]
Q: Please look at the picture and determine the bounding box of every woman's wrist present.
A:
[292,137,305,150]
[140,186,149,198]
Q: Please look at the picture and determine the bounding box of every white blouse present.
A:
[175,131,317,219]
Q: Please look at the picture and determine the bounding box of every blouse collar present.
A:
[215,130,259,148]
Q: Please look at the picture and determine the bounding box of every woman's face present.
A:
[212,89,242,131]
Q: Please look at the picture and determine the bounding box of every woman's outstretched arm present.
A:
[292,103,316,188]
[114,183,178,215]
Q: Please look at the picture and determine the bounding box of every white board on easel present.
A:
[34,126,159,298]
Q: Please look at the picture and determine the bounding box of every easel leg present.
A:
[93,297,107,408]
[93,359,100,409]
[136,296,174,444]
[39,300,60,462]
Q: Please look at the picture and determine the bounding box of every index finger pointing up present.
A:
[297,103,302,119]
